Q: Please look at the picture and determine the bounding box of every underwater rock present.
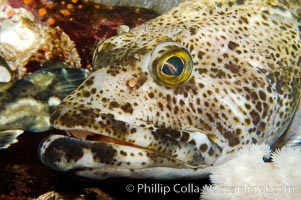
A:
[37,188,115,200]
[0,5,81,80]
[6,0,159,68]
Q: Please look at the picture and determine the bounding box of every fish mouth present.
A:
[39,104,219,180]
[65,129,151,152]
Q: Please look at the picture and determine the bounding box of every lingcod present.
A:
[39,0,301,180]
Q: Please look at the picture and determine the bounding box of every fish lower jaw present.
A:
[38,133,214,180]
[39,121,222,180]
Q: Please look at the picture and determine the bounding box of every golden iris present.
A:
[150,44,193,86]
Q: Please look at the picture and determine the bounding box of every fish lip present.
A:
[65,129,154,152]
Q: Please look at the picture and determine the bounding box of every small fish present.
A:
[0,61,90,149]
[39,0,301,180]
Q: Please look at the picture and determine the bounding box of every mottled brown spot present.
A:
[189,27,197,35]
[208,147,214,156]
[85,78,94,86]
[130,128,137,134]
[121,103,133,114]
[91,88,97,94]
[250,109,260,125]
[216,122,223,132]
[155,128,167,136]
[225,63,240,73]
[228,41,239,50]
[120,150,127,156]
[158,102,163,111]
[198,51,205,59]
[174,78,197,96]
[259,90,267,101]
[181,132,190,142]
[200,144,208,152]
[240,16,249,23]
[109,101,120,109]
[198,83,205,88]
[256,102,262,112]
[236,129,242,135]
[198,68,208,74]
[212,68,226,78]
[83,91,91,98]
[169,130,181,138]
[174,106,179,114]
[251,91,259,101]
[166,94,172,103]
[179,99,185,106]
[245,103,251,110]
[233,116,240,123]
[90,143,117,163]
[102,97,108,103]
[258,122,266,132]
[206,113,214,122]
[148,92,154,98]
[224,131,240,147]
[275,79,284,94]
[136,73,148,87]
[189,140,196,145]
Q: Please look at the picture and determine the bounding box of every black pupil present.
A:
[162,56,184,76]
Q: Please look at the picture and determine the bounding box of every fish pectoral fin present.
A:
[46,67,90,99]
[279,101,301,147]
[0,129,24,149]
[24,64,90,99]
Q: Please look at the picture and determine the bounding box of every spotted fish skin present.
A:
[39,0,301,179]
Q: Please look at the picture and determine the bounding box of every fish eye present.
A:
[149,42,193,86]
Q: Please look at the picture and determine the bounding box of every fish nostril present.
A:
[127,78,137,88]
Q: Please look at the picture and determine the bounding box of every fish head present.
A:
[39,0,301,180]
[41,32,219,179]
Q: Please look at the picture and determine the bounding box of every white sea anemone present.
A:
[201,144,301,200]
